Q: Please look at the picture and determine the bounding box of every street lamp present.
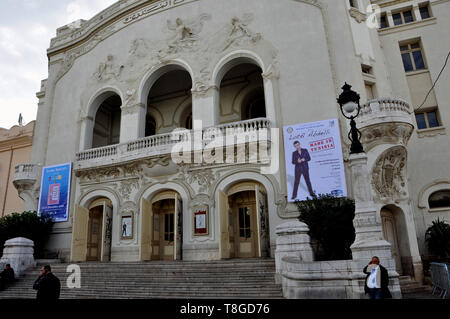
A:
[337,83,364,154]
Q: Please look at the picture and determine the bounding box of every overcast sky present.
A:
[0,0,117,129]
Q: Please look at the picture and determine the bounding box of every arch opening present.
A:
[144,68,193,136]
[218,62,266,124]
[140,190,183,261]
[218,181,270,259]
[92,94,122,148]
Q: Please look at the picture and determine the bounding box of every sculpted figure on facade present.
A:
[222,14,262,51]
[160,14,211,58]
[93,55,123,81]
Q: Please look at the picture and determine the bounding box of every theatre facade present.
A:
[12,0,450,284]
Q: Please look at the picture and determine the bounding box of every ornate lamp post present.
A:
[337,83,364,154]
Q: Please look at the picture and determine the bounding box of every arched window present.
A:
[145,68,192,137]
[92,94,122,148]
[429,190,450,209]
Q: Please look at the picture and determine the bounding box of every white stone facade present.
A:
[12,0,450,289]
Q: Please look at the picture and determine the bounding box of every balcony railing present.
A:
[75,118,272,170]
[356,97,413,128]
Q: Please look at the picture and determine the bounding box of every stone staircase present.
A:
[399,276,432,295]
[0,259,283,299]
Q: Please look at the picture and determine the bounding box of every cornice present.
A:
[47,0,200,57]
[47,0,324,57]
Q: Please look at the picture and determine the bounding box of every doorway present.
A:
[87,207,103,261]
[70,197,113,262]
[230,191,258,258]
[381,208,403,274]
[219,182,270,259]
[152,199,175,261]
[140,191,183,261]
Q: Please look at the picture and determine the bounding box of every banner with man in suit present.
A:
[283,119,347,202]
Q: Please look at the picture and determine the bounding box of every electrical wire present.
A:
[414,50,450,112]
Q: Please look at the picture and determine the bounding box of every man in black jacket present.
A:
[33,265,61,299]
[0,264,15,290]
[363,256,392,299]
[291,141,314,200]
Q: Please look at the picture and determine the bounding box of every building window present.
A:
[392,9,414,25]
[429,190,450,209]
[415,110,440,129]
[380,14,388,29]
[419,4,431,19]
[365,83,376,100]
[400,42,426,72]
[362,64,373,75]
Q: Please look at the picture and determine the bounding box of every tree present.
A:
[425,218,450,261]
[0,211,54,258]
[296,195,356,261]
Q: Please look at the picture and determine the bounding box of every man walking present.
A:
[33,265,61,299]
[291,141,314,200]
[363,256,392,299]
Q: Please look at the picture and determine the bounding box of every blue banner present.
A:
[38,163,72,222]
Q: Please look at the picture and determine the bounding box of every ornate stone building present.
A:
[13,0,450,289]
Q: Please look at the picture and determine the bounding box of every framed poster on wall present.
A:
[194,210,208,236]
[121,214,134,239]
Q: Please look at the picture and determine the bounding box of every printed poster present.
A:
[38,163,72,222]
[283,119,347,202]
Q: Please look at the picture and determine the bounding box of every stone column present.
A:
[275,220,314,283]
[120,103,146,143]
[191,85,219,130]
[0,238,36,277]
[348,153,401,298]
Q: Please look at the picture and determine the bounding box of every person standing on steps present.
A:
[0,264,15,291]
[363,256,392,299]
[33,265,61,299]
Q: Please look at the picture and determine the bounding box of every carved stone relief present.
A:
[371,147,408,202]
[176,165,220,194]
[360,123,414,152]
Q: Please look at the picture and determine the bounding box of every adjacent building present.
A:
[0,121,35,217]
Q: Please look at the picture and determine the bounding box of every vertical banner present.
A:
[283,119,347,202]
[38,163,72,222]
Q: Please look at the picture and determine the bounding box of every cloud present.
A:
[0,0,117,129]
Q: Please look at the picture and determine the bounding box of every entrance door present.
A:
[87,208,103,261]
[381,209,402,274]
[232,192,258,258]
[151,199,175,261]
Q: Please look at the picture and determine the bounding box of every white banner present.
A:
[283,119,347,202]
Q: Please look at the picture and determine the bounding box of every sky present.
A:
[0,0,118,129]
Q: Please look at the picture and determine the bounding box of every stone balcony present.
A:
[12,164,41,212]
[75,118,272,171]
[13,164,40,190]
[356,98,415,151]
